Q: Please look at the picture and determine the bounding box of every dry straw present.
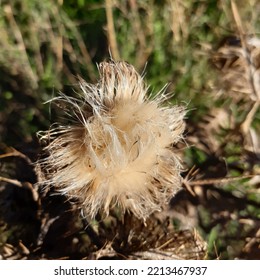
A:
[38,61,185,221]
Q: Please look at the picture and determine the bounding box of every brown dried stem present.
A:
[0,148,32,165]
[0,176,23,188]
[231,0,260,134]
[3,4,38,88]
[184,174,255,187]
[105,0,120,60]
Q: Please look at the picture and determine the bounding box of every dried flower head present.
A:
[38,61,185,220]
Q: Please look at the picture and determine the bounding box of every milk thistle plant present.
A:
[38,61,185,221]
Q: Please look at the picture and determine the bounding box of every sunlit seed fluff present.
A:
[38,61,186,220]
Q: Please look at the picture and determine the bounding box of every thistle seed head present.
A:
[38,61,185,221]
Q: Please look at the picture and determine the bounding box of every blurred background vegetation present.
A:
[0,0,259,259]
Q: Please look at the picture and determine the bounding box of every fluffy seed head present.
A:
[38,61,185,220]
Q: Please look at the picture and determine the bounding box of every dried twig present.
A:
[0,148,32,165]
[3,4,38,88]
[231,1,260,134]
[0,177,39,202]
[0,176,23,188]
[183,174,255,187]
[105,0,120,60]
[241,100,260,135]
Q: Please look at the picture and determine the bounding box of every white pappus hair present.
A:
[38,61,186,221]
